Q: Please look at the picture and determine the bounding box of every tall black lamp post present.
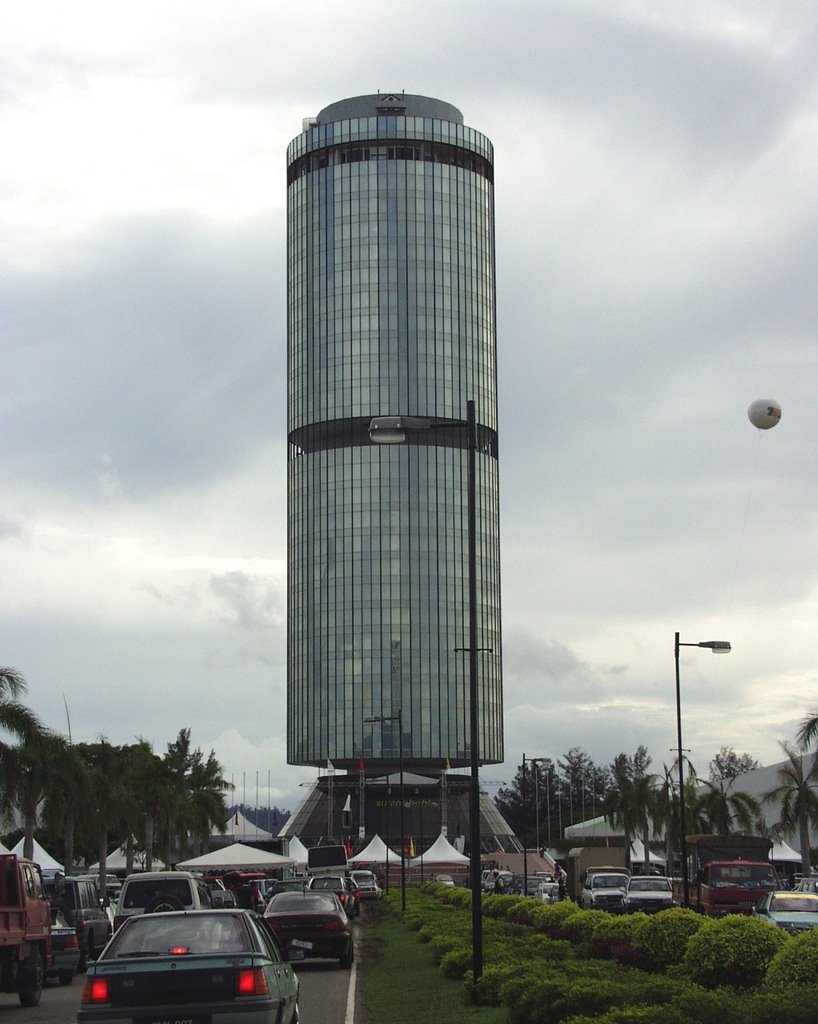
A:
[364,709,405,911]
[369,400,483,978]
[674,632,731,907]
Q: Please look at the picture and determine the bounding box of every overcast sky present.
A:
[3,1,817,821]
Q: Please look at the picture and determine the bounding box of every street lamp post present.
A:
[674,632,731,907]
[365,710,405,911]
[369,399,484,978]
[529,757,548,857]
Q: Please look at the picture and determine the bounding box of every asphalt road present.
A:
[0,945,359,1024]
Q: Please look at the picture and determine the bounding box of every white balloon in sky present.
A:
[747,399,782,430]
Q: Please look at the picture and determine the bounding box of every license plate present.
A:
[135,1016,211,1024]
[290,939,313,950]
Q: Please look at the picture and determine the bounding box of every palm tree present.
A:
[12,731,73,860]
[798,711,818,750]
[602,752,656,871]
[763,742,818,877]
[698,778,760,834]
[0,668,45,814]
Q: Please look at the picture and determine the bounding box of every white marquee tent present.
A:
[11,837,63,875]
[285,836,309,868]
[410,832,470,866]
[349,834,399,864]
[177,842,294,872]
[214,811,276,843]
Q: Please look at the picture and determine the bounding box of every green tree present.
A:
[12,731,77,861]
[161,729,230,863]
[602,748,656,872]
[797,711,818,752]
[698,777,760,834]
[709,747,759,785]
[0,668,45,816]
[763,742,818,877]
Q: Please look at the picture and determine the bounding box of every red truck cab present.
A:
[676,835,778,917]
[0,854,52,1006]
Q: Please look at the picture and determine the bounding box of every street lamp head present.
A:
[368,415,431,444]
[698,641,731,653]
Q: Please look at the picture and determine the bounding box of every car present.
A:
[793,877,818,894]
[512,876,541,897]
[752,891,818,933]
[47,909,81,986]
[114,870,213,930]
[264,890,354,969]
[78,909,300,1024]
[434,874,456,887]
[307,874,360,918]
[350,869,382,900]
[46,874,112,969]
[268,878,309,897]
[623,876,674,913]
[536,881,560,903]
[481,868,513,893]
[580,871,629,912]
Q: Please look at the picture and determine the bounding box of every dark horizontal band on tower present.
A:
[287,140,494,186]
[288,416,499,459]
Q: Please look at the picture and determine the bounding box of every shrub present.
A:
[682,914,787,989]
[438,944,472,978]
[557,908,609,943]
[590,912,650,965]
[631,907,703,969]
[529,900,581,934]
[524,933,573,961]
[465,962,520,1005]
[765,927,818,989]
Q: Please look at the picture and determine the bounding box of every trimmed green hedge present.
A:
[766,927,818,989]
[682,914,787,989]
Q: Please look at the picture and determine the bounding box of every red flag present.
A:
[359,755,365,772]
[345,837,352,857]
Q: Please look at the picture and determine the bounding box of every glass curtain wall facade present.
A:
[287,94,502,771]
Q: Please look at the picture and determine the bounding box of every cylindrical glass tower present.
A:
[287,93,502,771]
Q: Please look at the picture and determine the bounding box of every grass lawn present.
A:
[357,900,508,1024]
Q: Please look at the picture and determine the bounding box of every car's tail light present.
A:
[81,977,109,1004]
[322,920,345,931]
[65,934,79,949]
[236,967,270,997]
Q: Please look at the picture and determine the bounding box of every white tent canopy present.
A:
[630,840,665,866]
[0,838,10,854]
[88,839,166,873]
[11,837,63,874]
[177,842,294,872]
[410,832,470,866]
[770,839,801,862]
[285,836,309,867]
[215,811,275,843]
[349,834,399,864]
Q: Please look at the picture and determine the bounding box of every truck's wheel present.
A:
[18,950,43,1007]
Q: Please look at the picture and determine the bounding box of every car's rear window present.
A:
[122,878,193,909]
[106,913,249,957]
